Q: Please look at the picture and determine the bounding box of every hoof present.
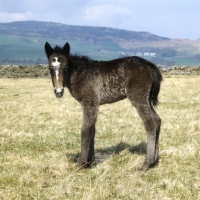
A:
[76,162,91,169]
[76,157,95,169]
[140,160,158,171]
[140,164,150,171]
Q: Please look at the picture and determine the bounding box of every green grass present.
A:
[173,56,200,66]
[0,35,123,64]
[1,76,200,199]
[0,35,43,59]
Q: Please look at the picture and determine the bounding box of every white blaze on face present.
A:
[51,57,60,81]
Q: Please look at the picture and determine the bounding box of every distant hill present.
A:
[0,21,169,42]
[0,21,200,66]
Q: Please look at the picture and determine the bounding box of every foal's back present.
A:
[96,56,161,105]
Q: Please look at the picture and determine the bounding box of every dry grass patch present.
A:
[0,76,200,199]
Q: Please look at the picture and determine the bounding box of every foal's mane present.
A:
[53,45,96,63]
[67,54,100,72]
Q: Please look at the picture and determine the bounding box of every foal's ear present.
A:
[44,42,54,58]
[63,42,70,56]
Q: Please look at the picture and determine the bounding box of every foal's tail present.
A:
[149,66,163,107]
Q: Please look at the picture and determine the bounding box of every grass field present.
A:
[0,76,200,199]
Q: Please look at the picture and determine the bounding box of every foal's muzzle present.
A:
[54,87,64,98]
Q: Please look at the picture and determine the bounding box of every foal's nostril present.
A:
[54,87,64,98]
[56,93,63,98]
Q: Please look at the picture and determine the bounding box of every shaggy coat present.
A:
[45,42,162,170]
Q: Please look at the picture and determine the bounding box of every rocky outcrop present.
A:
[0,65,200,78]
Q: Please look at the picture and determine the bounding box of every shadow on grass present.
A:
[66,141,146,166]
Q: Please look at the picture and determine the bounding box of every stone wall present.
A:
[0,65,50,78]
[160,66,200,75]
[0,65,200,78]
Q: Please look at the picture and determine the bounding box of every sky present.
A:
[0,0,199,40]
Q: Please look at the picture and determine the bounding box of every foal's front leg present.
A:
[77,104,99,168]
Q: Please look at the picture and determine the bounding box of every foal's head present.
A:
[45,42,70,98]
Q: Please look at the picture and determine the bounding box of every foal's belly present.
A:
[100,86,127,104]
[99,67,127,104]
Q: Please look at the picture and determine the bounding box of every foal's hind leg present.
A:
[152,106,161,167]
[130,99,161,170]
[126,69,161,170]
[137,104,160,170]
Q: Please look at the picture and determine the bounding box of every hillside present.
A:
[0,21,169,42]
[0,21,200,66]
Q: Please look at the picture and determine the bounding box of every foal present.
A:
[45,42,162,170]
